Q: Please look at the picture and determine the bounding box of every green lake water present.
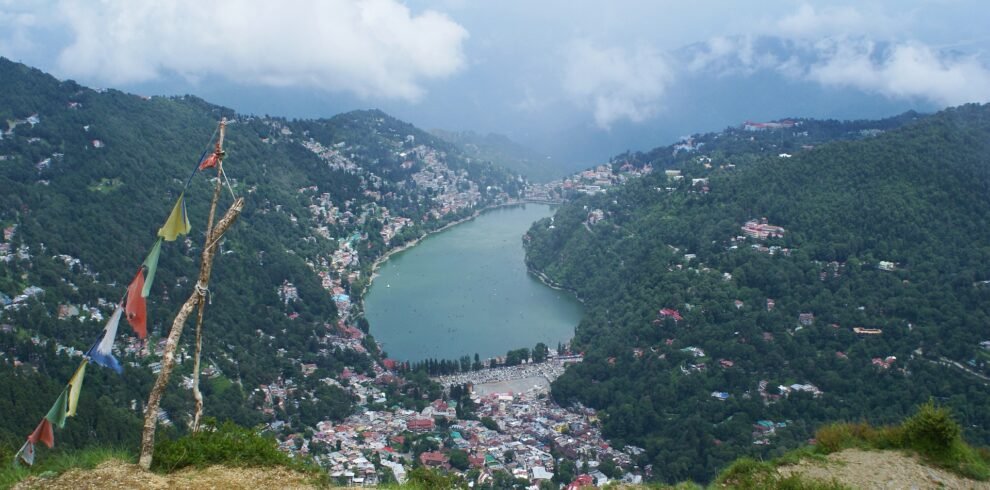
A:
[364,204,583,362]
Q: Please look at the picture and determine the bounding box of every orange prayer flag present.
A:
[199,153,219,170]
[28,418,53,449]
[125,269,147,339]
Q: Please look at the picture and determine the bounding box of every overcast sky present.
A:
[2,1,989,158]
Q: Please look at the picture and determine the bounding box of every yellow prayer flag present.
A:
[67,359,87,417]
[158,193,191,241]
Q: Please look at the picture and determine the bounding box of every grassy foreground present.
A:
[711,400,990,489]
[0,447,134,489]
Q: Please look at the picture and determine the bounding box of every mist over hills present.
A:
[528,35,946,167]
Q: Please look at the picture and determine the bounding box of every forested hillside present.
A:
[525,104,990,482]
[432,129,564,182]
[0,58,520,454]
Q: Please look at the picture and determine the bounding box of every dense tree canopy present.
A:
[525,104,990,483]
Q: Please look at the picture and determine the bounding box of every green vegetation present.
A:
[0,446,133,489]
[150,419,302,473]
[525,104,990,482]
[813,401,990,480]
[432,129,565,183]
[86,177,123,193]
[709,401,988,488]
[714,457,848,490]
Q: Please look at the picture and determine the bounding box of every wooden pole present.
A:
[139,119,242,470]
[192,119,226,432]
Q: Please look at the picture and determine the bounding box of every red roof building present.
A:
[658,308,683,321]
[567,474,595,490]
[742,218,786,240]
[407,418,435,432]
[419,451,449,468]
[468,454,486,468]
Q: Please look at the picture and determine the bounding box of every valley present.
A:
[1,56,989,488]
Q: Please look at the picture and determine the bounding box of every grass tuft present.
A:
[810,400,990,481]
[151,418,305,474]
[715,457,848,489]
[0,446,133,489]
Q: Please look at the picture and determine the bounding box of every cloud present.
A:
[0,2,55,60]
[803,39,990,106]
[563,40,674,129]
[682,4,990,107]
[774,4,884,39]
[50,0,468,101]
[686,35,783,76]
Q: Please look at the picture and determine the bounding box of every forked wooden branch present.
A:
[138,196,244,470]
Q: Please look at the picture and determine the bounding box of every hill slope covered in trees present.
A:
[0,58,521,455]
[525,104,990,482]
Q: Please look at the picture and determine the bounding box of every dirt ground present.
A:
[472,375,550,396]
[13,460,322,490]
[777,448,990,489]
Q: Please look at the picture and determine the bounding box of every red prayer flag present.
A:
[199,153,218,170]
[28,418,54,449]
[125,269,147,339]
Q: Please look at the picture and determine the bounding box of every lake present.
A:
[364,204,583,362]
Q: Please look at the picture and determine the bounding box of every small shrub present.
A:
[718,457,850,489]
[871,425,905,449]
[715,457,776,489]
[775,474,849,489]
[151,418,295,473]
[901,400,961,458]
[814,423,853,453]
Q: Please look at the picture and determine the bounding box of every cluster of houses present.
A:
[2,113,41,138]
[522,182,565,203]
[376,208,413,245]
[751,419,790,445]
[529,162,652,200]
[274,369,643,487]
[407,145,485,218]
[0,225,25,264]
[1,284,44,313]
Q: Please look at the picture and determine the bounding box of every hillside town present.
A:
[267,354,646,488]
[523,162,653,202]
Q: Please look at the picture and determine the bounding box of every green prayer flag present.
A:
[45,388,68,429]
[158,193,191,241]
[141,238,162,297]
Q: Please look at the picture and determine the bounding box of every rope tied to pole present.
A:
[194,282,211,304]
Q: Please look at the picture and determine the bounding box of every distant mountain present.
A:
[525,104,990,482]
[0,57,520,450]
[432,129,574,182]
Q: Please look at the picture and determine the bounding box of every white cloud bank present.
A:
[563,40,674,129]
[51,0,468,101]
[563,3,990,127]
[803,39,990,107]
